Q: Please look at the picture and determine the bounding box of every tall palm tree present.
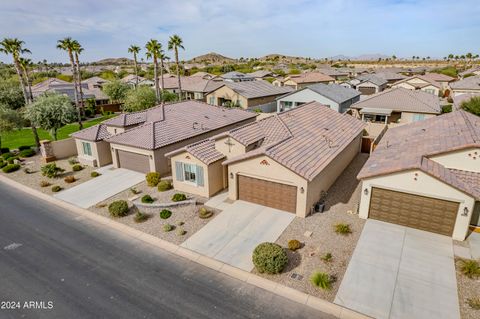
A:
[128,45,141,88]
[72,40,85,111]
[168,35,185,101]
[57,37,82,129]
[145,39,162,102]
[158,50,169,93]
[19,57,34,102]
[0,38,40,148]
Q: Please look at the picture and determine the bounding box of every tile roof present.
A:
[286,72,335,84]
[307,83,360,104]
[453,93,480,110]
[358,110,480,199]
[392,75,441,89]
[184,139,226,165]
[247,70,274,78]
[221,80,293,99]
[373,72,407,81]
[103,100,256,150]
[31,78,70,93]
[357,74,388,87]
[350,87,441,114]
[162,76,224,93]
[423,73,455,82]
[221,71,255,81]
[450,76,480,90]
[71,124,111,141]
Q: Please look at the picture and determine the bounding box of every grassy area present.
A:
[2,114,117,150]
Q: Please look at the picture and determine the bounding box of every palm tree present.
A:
[57,37,82,129]
[18,57,34,102]
[145,39,162,102]
[0,38,40,148]
[168,35,185,101]
[158,49,169,93]
[128,45,141,88]
[72,40,85,112]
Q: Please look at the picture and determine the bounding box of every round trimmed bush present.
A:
[160,209,172,219]
[7,156,19,164]
[72,164,83,171]
[198,207,213,219]
[51,185,62,192]
[146,172,161,187]
[108,200,129,217]
[163,224,173,232]
[134,212,149,223]
[288,239,302,251]
[2,164,20,173]
[0,161,6,169]
[141,194,154,204]
[19,149,35,158]
[171,193,187,202]
[18,145,31,151]
[252,242,288,274]
[157,180,172,192]
[1,152,14,160]
[91,171,101,177]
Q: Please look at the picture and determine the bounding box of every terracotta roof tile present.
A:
[71,124,111,141]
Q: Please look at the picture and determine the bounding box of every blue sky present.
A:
[0,0,479,63]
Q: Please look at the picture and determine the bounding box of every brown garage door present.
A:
[238,175,297,213]
[117,150,150,173]
[369,187,458,236]
[358,86,376,95]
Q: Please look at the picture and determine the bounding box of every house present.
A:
[71,100,257,174]
[423,73,456,89]
[166,102,365,217]
[121,74,155,87]
[247,70,275,80]
[391,75,442,96]
[280,72,335,90]
[276,83,360,113]
[82,76,110,90]
[450,75,480,96]
[373,72,407,86]
[355,74,388,95]
[205,80,293,110]
[459,67,480,78]
[31,78,109,105]
[350,88,441,124]
[357,110,480,240]
[315,68,350,82]
[190,71,217,80]
[161,76,224,101]
[453,93,480,110]
[221,71,255,82]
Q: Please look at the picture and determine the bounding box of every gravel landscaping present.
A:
[455,257,480,319]
[1,154,96,195]
[88,180,220,245]
[253,154,368,302]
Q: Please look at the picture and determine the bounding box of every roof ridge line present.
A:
[405,88,440,112]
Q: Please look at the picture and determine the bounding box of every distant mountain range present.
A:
[328,54,391,61]
[188,52,235,64]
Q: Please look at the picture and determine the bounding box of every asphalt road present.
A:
[0,181,334,319]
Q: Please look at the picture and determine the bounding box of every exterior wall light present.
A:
[364,188,369,195]
[300,187,304,194]
[462,207,469,216]
[229,172,234,179]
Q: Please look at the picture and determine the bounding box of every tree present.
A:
[18,57,34,102]
[168,35,185,101]
[0,78,24,110]
[122,86,156,112]
[0,103,23,150]
[158,49,169,94]
[145,39,162,102]
[0,38,40,148]
[24,93,76,140]
[57,37,82,129]
[461,96,480,116]
[72,40,85,110]
[128,45,141,88]
[102,80,131,103]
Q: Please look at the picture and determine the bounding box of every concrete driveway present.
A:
[335,220,460,319]
[54,167,144,208]
[181,200,294,271]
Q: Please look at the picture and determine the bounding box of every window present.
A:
[82,142,92,156]
[424,89,435,95]
[209,96,215,105]
[175,162,204,186]
[183,163,196,183]
[412,114,426,122]
[283,101,293,110]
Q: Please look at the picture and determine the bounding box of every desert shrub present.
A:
[252,242,288,274]
[288,239,302,251]
[1,152,13,159]
[41,163,65,178]
[7,156,19,164]
[0,161,5,168]
[141,194,154,203]
[163,224,173,232]
[68,157,79,165]
[108,200,129,217]
[321,253,333,263]
[64,175,76,183]
[40,180,51,187]
[72,164,83,171]
[441,104,452,114]
[160,209,172,219]
[458,259,480,279]
[468,297,480,310]
[51,185,62,192]
[171,193,187,202]
[134,211,150,223]
[0,147,10,154]
[146,172,161,187]
[177,221,184,226]
[23,167,34,174]
[91,171,101,177]
[2,164,20,173]
[335,223,352,235]
[310,271,333,290]
[157,180,172,192]
[198,207,213,219]
[19,149,35,157]
[176,228,186,236]
[18,145,31,151]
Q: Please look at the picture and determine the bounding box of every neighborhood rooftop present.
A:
[286,72,335,84]
[306,83,360,103]
[222,80,293,99]
[449,75,480,90]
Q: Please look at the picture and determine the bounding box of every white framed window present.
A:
[412,114,426,122]
[183,163,197,183]
[175,162,204,186]
[82,142,92,156]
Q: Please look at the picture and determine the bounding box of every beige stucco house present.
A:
[357,110,480,241]
[450,75,480,96]
[166,102,365,217]
[279,72,335,90]
[71,101,256,174]
[391,75,442,96]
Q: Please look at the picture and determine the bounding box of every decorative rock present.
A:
[303,230,313,238]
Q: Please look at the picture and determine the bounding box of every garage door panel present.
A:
[117,150,150,173]
[369,187,458,236]
[238,175,297,213]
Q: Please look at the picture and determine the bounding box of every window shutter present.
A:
[196,165,204,186]
[175,162,184,181]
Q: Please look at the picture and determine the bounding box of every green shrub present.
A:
[141,194,154,204]
[72,164,83,171]
[198,207,213,219]
[458,259,480,279]
[40,180,51,187]
[7,156,19,164]
[130,187,140,195]
[64,175,76,183]
[163,224,173,232]
[134,212,150,223]
[157,180,172,192]
[19,149,36,157]
[288,239,302,251]
[335,223,352,235]
[467,297,480,310]
[108,200,129,217]
[321,253,333,263]
[0,147,10,154]
[68,157,79,165]
[146,172,161,187]
[441,104,452,114]
[252,242,288,274]
[176,228,186,236]
[2,164,20,173]
[91,171,101,177]
[310,271,333,290]
[0,161,5,169]
[171,193,187,202]
[41,163,65,178]
[51,185,62,192]
[18,145,31,151]
[160,209,172,219]
[177,221,184,226]
[1,152,14,159]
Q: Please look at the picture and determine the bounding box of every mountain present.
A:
[328,54,391,61]
[93,57,133,65]
[189,52,235,64]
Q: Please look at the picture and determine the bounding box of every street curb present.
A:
[0,174,371,319]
